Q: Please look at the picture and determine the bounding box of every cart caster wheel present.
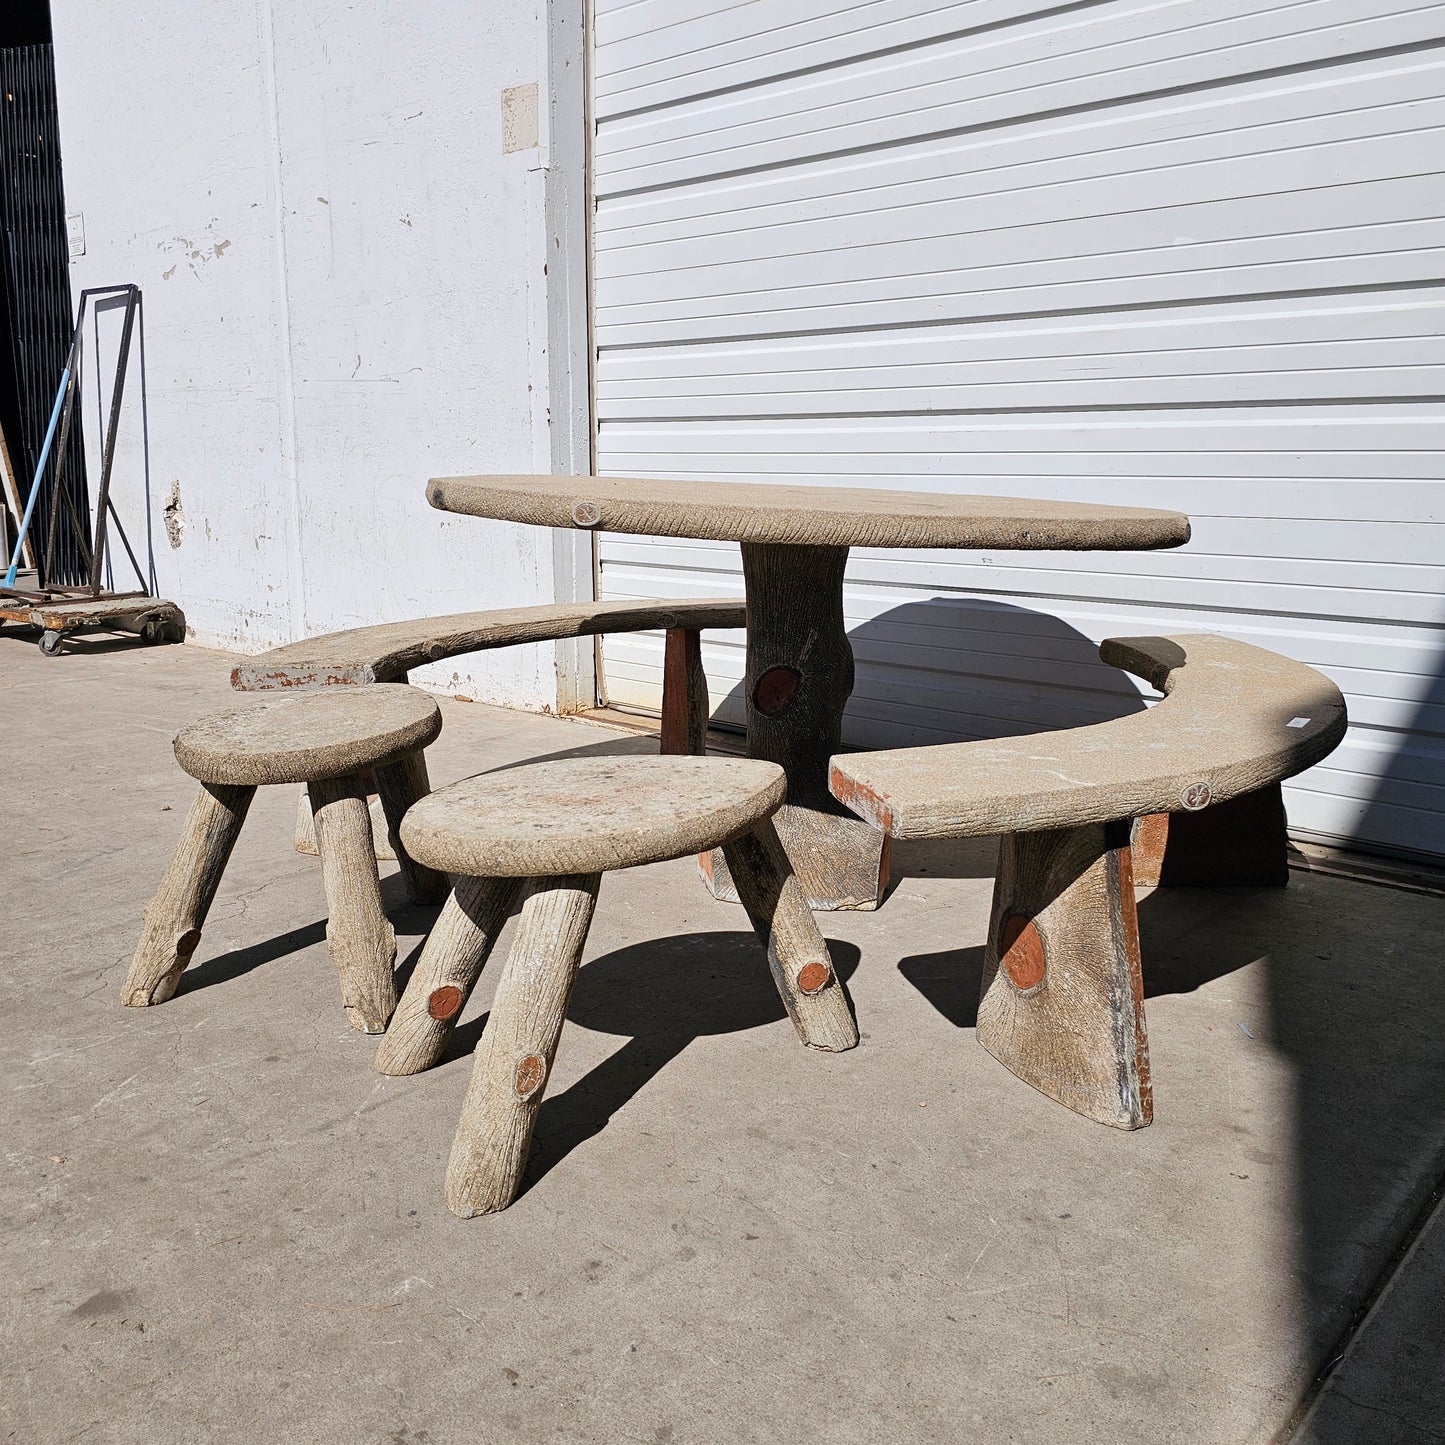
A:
[141,618,182,645]
[38,631,63,657]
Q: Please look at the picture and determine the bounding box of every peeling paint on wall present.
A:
[163,480,185,548]
[157,229,232,279]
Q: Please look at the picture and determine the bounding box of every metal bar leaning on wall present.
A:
[87,285,139,597]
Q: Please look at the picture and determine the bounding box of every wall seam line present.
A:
[258,0,306,643]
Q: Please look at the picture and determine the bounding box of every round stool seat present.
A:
[173,684,442,786]
[401,756,786,877]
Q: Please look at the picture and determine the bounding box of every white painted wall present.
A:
[49,0,583,711]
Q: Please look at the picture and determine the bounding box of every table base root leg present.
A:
[727,541,890,910]
[704,803,889,912]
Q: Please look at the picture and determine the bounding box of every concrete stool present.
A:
[375,755,859,1217]
[124,685,443,1033]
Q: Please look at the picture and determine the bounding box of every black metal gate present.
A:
[0,42,88,586]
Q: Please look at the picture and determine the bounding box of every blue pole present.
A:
[3,368,71,589]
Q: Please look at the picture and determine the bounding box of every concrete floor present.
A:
[2,633,1443,1444]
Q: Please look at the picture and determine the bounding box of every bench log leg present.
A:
[445,874,601,1217]
[309,773,398,1034]
[294,785,316,854]
[294,784,392,860]
[374,750,450,904]
[722,818,858,1052]
[124,781,256,1007]
[978,821,1152,1129]
[375,874,524,1076]
[1131,783,1289,888]
[660,627,710,756]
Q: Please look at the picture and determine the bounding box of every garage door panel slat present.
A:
[596,0,1002,112]
[598,52,1445,237]
[596,0,1442,192]
[597,95,1445,280]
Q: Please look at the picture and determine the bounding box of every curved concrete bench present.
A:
[231,595,742,689]
[233,596,747,857]
[830,634,1347,1130]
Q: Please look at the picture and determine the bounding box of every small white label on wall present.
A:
[66,212,85,257]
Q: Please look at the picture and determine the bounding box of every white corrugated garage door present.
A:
[591,0,1445,862]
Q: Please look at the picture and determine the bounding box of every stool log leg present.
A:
[1131,783,1289,888]
[124,781,256,1007]
[374,750,450,904]
[445,874,601,1217]
[723,819,858,1052]
[977,821,1152,1129]
[375,874,524,1076]
[309,773,398,1034]
[295,785,393,861]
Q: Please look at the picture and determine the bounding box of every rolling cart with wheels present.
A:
[1,592,186,657]
[1,284,184,659]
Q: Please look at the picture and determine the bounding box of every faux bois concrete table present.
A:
[426,474,1190,911]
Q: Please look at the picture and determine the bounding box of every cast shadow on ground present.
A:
[175,869,434,1000]
[174,916,329,999]
[0,624,155,659]
[896,884,1287,1030]
[463,731,663,777]
[435,932,863,1205]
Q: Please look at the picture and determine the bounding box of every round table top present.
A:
[427,474,1190,551]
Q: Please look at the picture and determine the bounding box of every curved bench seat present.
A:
[234,596,747,861]
[829,634,1346,840]
[230,596,746,691]
[829,634,1347,1132]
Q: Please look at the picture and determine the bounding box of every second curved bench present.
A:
[232,596,747,883]
[830,633,1347,1129]
[229,596,744,758]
